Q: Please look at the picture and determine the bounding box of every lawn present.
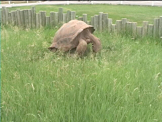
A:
[7,4,162,25]
[1,4,162,122]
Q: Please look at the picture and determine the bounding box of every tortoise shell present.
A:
[49,20,95,51]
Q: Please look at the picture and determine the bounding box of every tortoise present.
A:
[48,20,101,55]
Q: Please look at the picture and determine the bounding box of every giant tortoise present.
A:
[48,20,101,55]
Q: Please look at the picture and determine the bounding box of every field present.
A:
[7,4,162,25]
[1,4,162,122]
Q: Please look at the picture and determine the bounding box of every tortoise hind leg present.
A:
[76,39,87,56]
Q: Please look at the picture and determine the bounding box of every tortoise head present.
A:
[92,37,101,53]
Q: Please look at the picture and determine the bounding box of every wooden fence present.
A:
[1,7,162,38]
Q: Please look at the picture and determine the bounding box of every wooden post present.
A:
[91,16,94,26]
[99,12,103,31]
[2,7,6,24]
[122,18,127,33]
[16,10,21,27]
[8,12,11,25]
[116,20,122,33]
[78,17,83,21]
[111,24,116,33]
[159,16,162,38]
[36,13,40,28]
[147,24,154,37]
[153,18,160,38]
[132,22,137,37]
[5,7,9,24]
[46,16,50,26]
[20,10,24,28]
[71,11,76,20]
[50,12,55,27]
[28,9,32,28]
[83,14,87,23]
[63,13,67,23]
[54,12,58,26]
[58,8,63,24]
[94,15,99,31]
[2,7,9,25]
[24,10,29,28]
[40,11,46,27]
[102,13,108,31]
[0,10,2,25]
[11,11,16,26]
[66,10,71,22]
[137,26,143,37]
[107,18,112,33]
[142,21,149,37]
[15,10,18,26]
[31,7,36,28]
[1,8,4,25]
[126,22,132,35]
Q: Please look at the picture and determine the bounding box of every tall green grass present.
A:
[1,25,162,121]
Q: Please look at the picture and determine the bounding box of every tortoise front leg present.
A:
[76,39,87,55]
[89,33,101,53]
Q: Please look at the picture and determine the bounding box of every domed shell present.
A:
[49,20,95,51]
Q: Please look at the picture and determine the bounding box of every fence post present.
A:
[137,26,143,37]
[132,22,137,37]
[0,10,2,25]
[54,12,59,26]
[153,18,160,38]
[122,18,127,33]
[50,12,55,27]
[66,10,71,22]
[116,20,122,33]
[99,12,103,32]
[107,18,112,33]
[24,10,29,28]
[58,8,63,24]
[126,22,132,35]
[83,14,87,23]
[94,15,99,31]
[142,21,148,37]
[8,12,11,25]
[16,10,21,27]
[71,11,76,20]
[159,16,162,38]
[36,13,41,28]
[46,16,50,26]
[78,17,83,21]
[91,16,94,26]
[102,13,108,31]
[111,24,116,33]
[40,11,46,27]
[31,7,36,28]
[63,13,67,23]
[147,24,154,37]
[15,10,18,26]
[11,11,16,26]
[28,9,32,28]
[2,7,9,25]
[20,10,24,28]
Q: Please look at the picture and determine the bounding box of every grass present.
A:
[7,4,162,25]
[1,24,162,121]
[1,4,162,122]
